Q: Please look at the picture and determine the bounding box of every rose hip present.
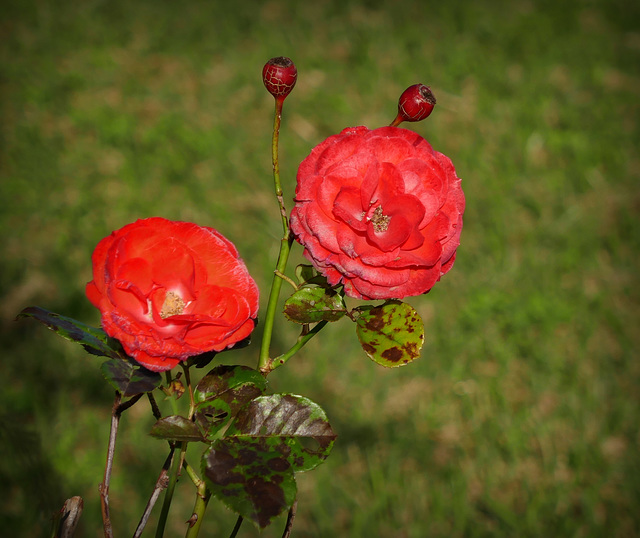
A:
[262,56,297,100]
[391,84,436,126]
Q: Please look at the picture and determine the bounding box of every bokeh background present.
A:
[2,0,639,536]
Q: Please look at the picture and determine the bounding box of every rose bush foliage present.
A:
[290,126,465,300]
[86,218,259,371]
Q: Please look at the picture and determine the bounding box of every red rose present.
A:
[86,218,259,372]
[290,126,465,300]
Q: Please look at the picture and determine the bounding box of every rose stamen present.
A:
[369,205,391,233]
[160,291,186,319]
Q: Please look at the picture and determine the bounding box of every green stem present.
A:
[259,235,293,371]
[165,371,179,416]
[184,484,210,538]
[271,97,289,236]
[263,320,328,374]
[258,96,293,371]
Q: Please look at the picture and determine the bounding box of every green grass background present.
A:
[2,0,639,536]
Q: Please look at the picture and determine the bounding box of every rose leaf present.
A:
[194,365,268,438]
[354,301,424,367]
[294,264,330,287]
[283,287,346,324]
[202,394,337,529]
[149,415,205,443]
[100,358,162,397]
[17,306,123,360]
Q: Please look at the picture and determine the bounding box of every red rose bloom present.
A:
[86,218,259,372]
[290,126,465,300]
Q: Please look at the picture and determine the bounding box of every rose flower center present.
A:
[369,205,391,233]
[160,291,186,319]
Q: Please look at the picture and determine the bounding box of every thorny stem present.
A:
[99,391,122,538]
[183,476,211,538]
[183,471,211,538]
[259,96,293,371]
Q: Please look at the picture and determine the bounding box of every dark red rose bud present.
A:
[262,56,297,100]
[391,84,436,126]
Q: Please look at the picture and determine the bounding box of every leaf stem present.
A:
[262,320,328,375]
[228,515,243,538]
[282,499,298,538]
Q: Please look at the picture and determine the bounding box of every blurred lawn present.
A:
[2,0,639,536]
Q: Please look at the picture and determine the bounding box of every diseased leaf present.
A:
[354,301,424,367]
[194,365,267,438]
[283,287,346,324]
[17,306,123,359]
[100,358,162,397]
[150,415,205,442]
[227,394,336,472]
[202,439,297,528]
[202,394,336,528]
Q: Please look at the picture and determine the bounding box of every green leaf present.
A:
[194,365,267,438]
[149,415,205,442]
[202,394,336,528]
[17,306,123,359]
[294,264,329,287]
[283,287,346,324]
[354,301,424,367]
[100,358,162,396]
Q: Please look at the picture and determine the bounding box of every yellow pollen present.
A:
[160,291,186,319]
[370,205,391,233]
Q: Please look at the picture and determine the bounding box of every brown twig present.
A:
[132,449,174,538]
[99,391,122,538]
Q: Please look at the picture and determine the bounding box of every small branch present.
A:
[116,393,143,414]
[282,499,298,538]
[148,392,163,420]
[261,320,328,375]
[99,391,122,538]
[182,458,204,489]
[133,449,174,538]
[274,270,299,291]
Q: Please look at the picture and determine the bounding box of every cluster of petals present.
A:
[290,126,465,300]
